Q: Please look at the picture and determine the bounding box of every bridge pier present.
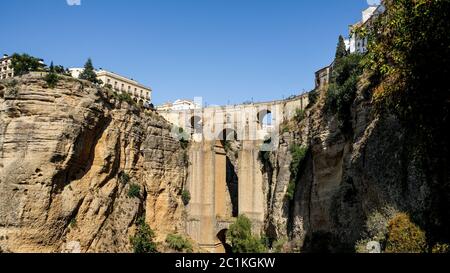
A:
[238,140,265,232]
[186,140,266,252]
[186,141,231,253]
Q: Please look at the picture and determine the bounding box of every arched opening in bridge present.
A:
[217,129,239,218]
[216,229,232,253]
[257,110,273,128]
[190,116,202,134]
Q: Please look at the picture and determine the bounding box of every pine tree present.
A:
[335,35,348,60]
[49,61,55,73]
[79,58,99,84]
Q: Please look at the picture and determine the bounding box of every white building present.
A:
[0,54,14,80]
[346,4,385,54]
[157,99,201,111]
[69,68,152,105]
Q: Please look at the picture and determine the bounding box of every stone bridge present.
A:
[158,94,309,252]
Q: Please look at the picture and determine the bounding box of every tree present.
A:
[165,234,193,253]
[228,215,266,253]
[79,58,100,84]
[335,35,348,60]
[326,53,363,131]
[385,213,427,253]
[11,53,46,76]
[49,61,55,73]
[130,217,158,253]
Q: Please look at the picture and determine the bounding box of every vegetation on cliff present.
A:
[165,234,193,253]
[10,53,45,76]
[355,208,448,253]
[287,144,308,201]
[325,40,364,132]
[79,58,102,84]
[362,0,450,247]
[228,215,267,253]
[130,217,158,253]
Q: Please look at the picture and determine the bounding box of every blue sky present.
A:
[0,0,376,106]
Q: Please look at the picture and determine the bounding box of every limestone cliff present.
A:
[0,73,188,253]
[262,73,449,252]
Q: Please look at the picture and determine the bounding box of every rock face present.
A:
[262,75,449,252]
[0,74,187,253]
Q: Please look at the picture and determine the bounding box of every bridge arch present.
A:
[190,115,202,134]
[257,109,273,128]
[216,229,232,253]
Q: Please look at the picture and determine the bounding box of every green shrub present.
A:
[294,108,305,123]
[130,217,158,253]
[228,215,267,253]
[118,171,130,184]
[432,243,449,253]
[325,53,363,131]
[117,92,135,105]
[181,190,191,206]
[11,53,46,76]
[165,234,193,252]
[272,239,288,253]
[385,213,427,253]
[44,72,59,88]
[128,184,141,198]
[286,181,296,201]
[69,218,77,228]
[287,145,308,201]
